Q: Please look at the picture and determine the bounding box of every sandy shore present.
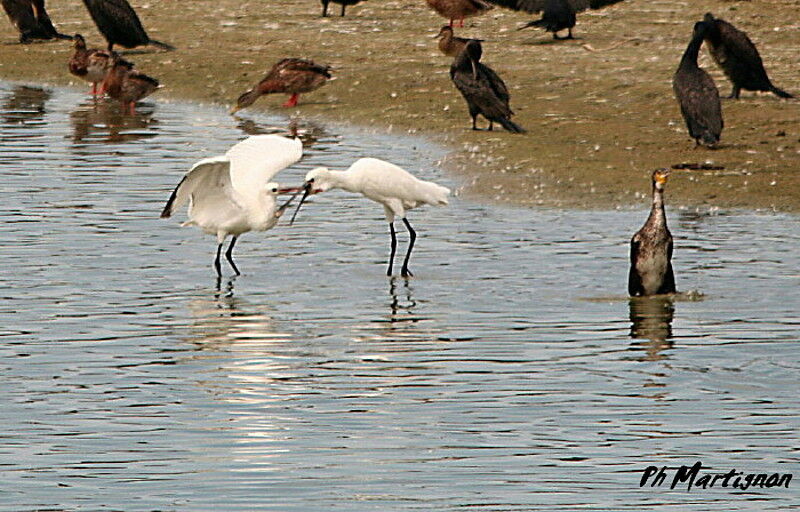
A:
[1,0,798,210]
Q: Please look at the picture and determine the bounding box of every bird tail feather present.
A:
[499,117,526,134]
[149,39,176,51]
[518,19,546,31]
[770,85,793,99]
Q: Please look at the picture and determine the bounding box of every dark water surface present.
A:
[1,83,797,511]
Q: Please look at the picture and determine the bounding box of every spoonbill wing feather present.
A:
[161,157,241,220]
[226,135,303,196]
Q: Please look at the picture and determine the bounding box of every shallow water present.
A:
[1,83,798,511]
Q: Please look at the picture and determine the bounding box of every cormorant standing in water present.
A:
[702,13,793,99]
[81,0,174,52]
[673,21,723,148]
[486,0,624,39]
[450,40,525,133]
[2,0,71,43]
[321,0,365,17]
[628,169,676,297]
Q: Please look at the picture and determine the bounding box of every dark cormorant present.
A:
[702,13,793,100]
[81,0,174,52]
[2,0,70,43]
[450,40,525,133]
[68,34,113,96]
[672,21,723,148]
[425,0,493,28]
[230,59,332,113]
[434,25,483,57]
[485,0,624,39]
[628,169,676,297]
[321,0,365,17]
[101,54,160,114]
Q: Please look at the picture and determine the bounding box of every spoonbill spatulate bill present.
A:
[290,158,450,278]
[161,135,303,276]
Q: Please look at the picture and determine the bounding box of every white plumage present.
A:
[161,134,303,276]
[293,157,451,277]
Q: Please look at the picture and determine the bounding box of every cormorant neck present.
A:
[648,184,667,226]
[680,31,704,67]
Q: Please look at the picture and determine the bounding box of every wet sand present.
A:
[1,0,798,210]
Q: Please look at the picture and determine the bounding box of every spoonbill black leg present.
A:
[214,243,223,276]
[225,236,241,276]
[388,223,398,276]
[401,218,416,278]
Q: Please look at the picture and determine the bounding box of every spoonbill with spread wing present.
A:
[161,135,303,276]
[290,158,450,277]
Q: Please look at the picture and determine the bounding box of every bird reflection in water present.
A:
[628,296,675,361]
[235,117,325,147]
[70,99,157,143]
[1,85,51,125]
[389,276,417,320]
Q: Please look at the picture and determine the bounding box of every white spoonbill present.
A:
[290,158,451,277]
[160,134,303,276]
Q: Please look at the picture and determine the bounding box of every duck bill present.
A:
[289,183,313,226]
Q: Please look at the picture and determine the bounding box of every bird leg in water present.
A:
[388,223,398,276]
[282,93,300,108]
[401,218,416,278]
[225,236,241,276]
[214,243,224,276]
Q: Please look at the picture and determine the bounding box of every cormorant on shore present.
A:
[321,0,366,17]
[673,21,723,148]
[450,40,525,133]
[81,0,174,52]
[628,169,676,297]
[702,13,793,100]
[486,0,624,39]
[230,59,332,112]
[434,25,483,57]
[2,0,71,43]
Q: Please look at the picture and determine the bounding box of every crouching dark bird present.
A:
[628,169,676,297]
[81,0,174,52]
[486,0,624,40]
[450,40,525,133]
[2,0,71,43]
[702,13,792,100]
[673,21,723,148]
[320,0,366,17]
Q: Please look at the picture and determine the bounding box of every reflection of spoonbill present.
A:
[161,135,303,276]
[291,158,450,277]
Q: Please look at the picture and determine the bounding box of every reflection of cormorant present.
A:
[673,21,723,148]
[81,0,174,51]
[450,40,524,133]
[69,99,157,144]
[1,84,50,125]
[702,13,792,100]
[2,0,70,43]
[628,296,674,360]
[628,169,676,297]
[487,0,625,40]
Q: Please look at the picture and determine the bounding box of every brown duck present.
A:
[101,54,160,114]
[230,58,332,112]
[434,25,483,57]
[425,0,492,27]
[68,34,113,96]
